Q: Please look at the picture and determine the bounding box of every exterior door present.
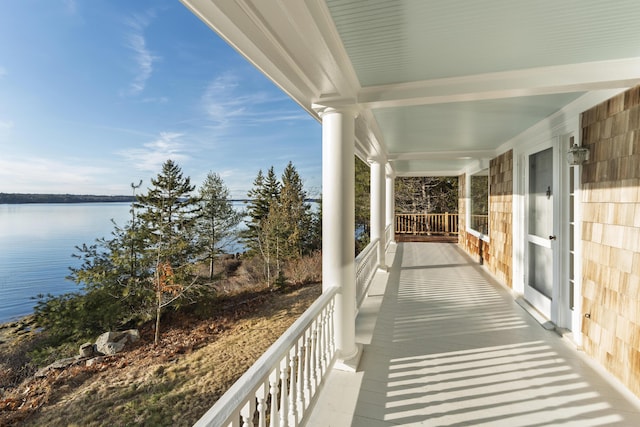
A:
[524,145,558,319]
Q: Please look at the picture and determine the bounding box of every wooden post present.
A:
[445,212,449,235]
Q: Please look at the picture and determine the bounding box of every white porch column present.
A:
[369,159,386,268]
[318,106,361,370]
[386,170,396,244]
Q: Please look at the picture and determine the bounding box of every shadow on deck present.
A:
[307,242,640,427]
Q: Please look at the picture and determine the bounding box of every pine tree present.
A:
[135,159,202,345]
[279,162,311,258]
[243,166,281,253]
[49,162,204,345]
[196,172,243,279]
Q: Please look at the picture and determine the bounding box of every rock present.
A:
[95,329,139,355]
[86,356,104,367]
[79,342,94,357]
[123,329,140,342]
[101,340,126,355]
[34,357,79,378]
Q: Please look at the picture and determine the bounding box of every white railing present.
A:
[355,238,379,308]
[385,224,393,248]
[194,287,338,427]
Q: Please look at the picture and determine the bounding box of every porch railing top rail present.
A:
[355,238,379,308]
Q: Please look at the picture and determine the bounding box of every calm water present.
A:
[0,203,131,323]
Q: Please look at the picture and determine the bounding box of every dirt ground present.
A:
[0,282,321,426]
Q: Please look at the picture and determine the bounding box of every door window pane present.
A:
[528,148,553,237]
[528,242,553,298]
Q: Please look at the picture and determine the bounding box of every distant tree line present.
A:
[0,193,135,204]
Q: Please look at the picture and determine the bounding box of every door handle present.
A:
[549,235,557,240]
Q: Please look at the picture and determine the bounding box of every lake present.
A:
[0,203,133,323]
[0,201,252,323]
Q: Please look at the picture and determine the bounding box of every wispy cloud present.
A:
[201,73,306,127]
[122,12,158,96]
[118,132,189,172]
[0,157,110,192]
[0,66,6,78]
[141,96,168,104]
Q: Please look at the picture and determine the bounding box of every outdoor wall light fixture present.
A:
[567,144,590,165]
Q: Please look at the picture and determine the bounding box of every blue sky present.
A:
[0,0,322,199]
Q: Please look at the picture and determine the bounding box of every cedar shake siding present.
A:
[488,150,513,287]
[581,85,640,396]
[459,150,513,288]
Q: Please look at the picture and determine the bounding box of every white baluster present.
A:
[296,338,305,416]
[310,324,318,393]
[279,356,289,427]
[288,347,298,426]
[269,369,280,427]
[256,381,268,427]
[329,299,336,355]
[303,330,312,404]
[318,310,325,382]
[240,399,255,427]
[322,308,329,374]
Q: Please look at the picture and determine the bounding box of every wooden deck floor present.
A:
[307,242,640,426]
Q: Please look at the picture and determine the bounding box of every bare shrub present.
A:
[0,335,44,389]
[231,255,267,288]
[284,251,322,285]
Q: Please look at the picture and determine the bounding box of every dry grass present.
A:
[1,282,321,427]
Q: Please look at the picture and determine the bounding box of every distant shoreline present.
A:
[0,193,135,204]
[1,193,321,205]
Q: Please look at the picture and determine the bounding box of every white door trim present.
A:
[521,138,560,322]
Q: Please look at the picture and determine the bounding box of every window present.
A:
[470,170,489,234]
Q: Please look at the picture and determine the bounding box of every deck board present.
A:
[307,242,640,426]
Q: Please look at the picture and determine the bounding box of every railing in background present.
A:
[194,287,338,427]
[395,213,459,236]
[470,214,489,235]
[355,238,379,308]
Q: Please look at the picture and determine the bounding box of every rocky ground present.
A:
[0,282,321,426]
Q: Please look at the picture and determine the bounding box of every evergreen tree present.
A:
[136,160,201,265]
[196,172,243,279]
[243,166,281,253]
[58,214,154,340]
[308,196,322,252]
[39,161,204,345]
[244,169,265,242]
[135,159,202,344]
[256,201,284,285]
[279,162,312,258]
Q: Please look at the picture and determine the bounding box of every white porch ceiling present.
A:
[181,0,640,176]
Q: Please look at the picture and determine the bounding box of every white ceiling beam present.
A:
[395,170,463,177]
[355,58,640,109]
[388,150,495,161]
